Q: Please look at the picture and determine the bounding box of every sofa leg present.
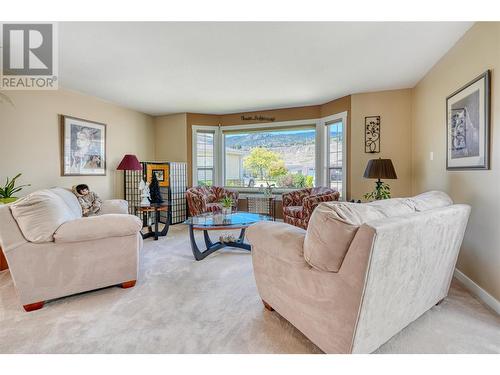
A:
[121,280,137,289]
[435,298,445,306]
[262,300,274,311]
[23,301,44,312]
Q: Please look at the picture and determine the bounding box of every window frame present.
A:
[221,119,318,192]
[322,112,348,199]
[191,112,348,198]
[192,125,221,187]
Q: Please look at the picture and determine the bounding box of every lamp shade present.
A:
[117,154,142,171]
[363,158,397,179]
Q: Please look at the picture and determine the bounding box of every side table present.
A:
[136,204,171,240]
[246,196,276,219]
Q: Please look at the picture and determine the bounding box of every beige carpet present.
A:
[0,225,499,354]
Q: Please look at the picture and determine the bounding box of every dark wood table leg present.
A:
[189,226,224,261]
[154,209,159,241]
[188,226,251,261]
[141,207,170,240]
[159,210,170,237]
[227,228,251,251]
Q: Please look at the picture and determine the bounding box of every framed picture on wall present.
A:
[61,115,107,176]
[146,163,169,187]
[446,70,490,170]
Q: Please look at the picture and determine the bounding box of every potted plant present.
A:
[363,181,391,201]
[262,182,275,197]
[0,173,30,204]
[220,196,234,215]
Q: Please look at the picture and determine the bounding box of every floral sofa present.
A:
[282,187,340,229]
[186,186,239,216]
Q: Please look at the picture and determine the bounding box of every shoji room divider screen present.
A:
[124,161,188,225]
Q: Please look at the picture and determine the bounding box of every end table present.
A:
[135,203,170,240]
[246,195,276,219]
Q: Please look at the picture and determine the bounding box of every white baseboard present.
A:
[454,268,500,315]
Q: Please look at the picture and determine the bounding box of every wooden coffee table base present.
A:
[188,226,250,261]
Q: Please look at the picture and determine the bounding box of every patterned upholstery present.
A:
[282,187,340,229]
[283,206,306,219]
[186,186,239,216]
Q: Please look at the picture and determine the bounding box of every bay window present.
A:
[192,112,347,199]
[223,126,316,189]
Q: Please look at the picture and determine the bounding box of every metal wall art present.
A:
[365,116,380,153]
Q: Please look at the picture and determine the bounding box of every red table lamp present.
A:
[117,154,142,171]
[117,155,143,202]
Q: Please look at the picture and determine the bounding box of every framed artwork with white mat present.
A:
[446,70,490,170]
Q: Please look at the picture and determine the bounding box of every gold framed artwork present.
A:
[61,115,106,176]
[146,163,169,187]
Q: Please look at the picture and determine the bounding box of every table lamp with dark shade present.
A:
[363,158,397,200]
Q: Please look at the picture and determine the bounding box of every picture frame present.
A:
[61,115,107,176]
[146,163,169,187]
[446,70,490,170]
[365,115,380,153]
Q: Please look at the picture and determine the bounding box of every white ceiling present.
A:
[59,22,473,115]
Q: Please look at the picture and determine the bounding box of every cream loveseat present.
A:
[0,187,143,312]
[247,191,470,354]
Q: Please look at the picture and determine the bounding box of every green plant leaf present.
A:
[1,174,29,198]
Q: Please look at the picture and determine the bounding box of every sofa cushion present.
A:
[409,191,453,212]
[54,214,142,243]
[304,202,386,272]
[99,199,129,215]
[205,202,222,212]
[367,198,415,217]
[10,189,75,243]
[284,205,305,219]
[50,187,82,218]
[303,191,454,272]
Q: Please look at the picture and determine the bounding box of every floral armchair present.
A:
[282,187,340,229]
[186,186,239,216]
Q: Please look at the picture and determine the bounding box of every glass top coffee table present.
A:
[184,211,273,261]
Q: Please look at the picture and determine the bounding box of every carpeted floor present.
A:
[0,225,499,354]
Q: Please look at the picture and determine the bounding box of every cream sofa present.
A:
[0,187,143,312]
[247,191,470,353]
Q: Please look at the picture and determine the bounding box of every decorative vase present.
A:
[222,207,232,215]
[0,197,18,204]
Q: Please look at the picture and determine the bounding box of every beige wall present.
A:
[0,89,154,200]
[350,89,412,201]
[185,96,352,187]
[154,113,188,162]
[411,22,500,300]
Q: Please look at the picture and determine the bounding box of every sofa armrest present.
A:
[186,192,207,216]
[54,214,142,243]
[99,199,129,215]
[303,192,340,213]
[247,221,306,263]
[282,190,307,207]
[0,204,27,253]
